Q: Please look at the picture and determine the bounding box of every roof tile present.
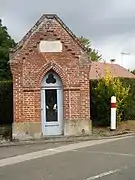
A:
[90,62,135,79]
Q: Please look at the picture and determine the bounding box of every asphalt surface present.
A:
[0,142,70,160]
[0,136,135,180]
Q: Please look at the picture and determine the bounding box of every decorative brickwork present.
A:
[10,14,92,139]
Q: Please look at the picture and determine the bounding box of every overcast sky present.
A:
[1,0,135,69]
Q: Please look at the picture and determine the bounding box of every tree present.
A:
[0,19,16,80]
[79,36,102,61]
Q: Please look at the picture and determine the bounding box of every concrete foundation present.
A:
[13,122,42,140]
[64,119,92,136]
[13,119,92,140]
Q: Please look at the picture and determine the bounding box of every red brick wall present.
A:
[10,15,91,134]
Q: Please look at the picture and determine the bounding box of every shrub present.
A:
[91,67,130,127]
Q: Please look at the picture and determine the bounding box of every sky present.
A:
[0,0,135,69]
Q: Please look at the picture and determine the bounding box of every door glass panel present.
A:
[45,89,58,122]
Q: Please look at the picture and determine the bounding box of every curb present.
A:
[0,132,135,148]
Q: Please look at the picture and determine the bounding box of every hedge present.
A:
[0,81,13,139]
[0,81,13,124]
[90,78,135,127]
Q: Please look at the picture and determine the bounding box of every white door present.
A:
[41,72,63,136]
[41,88,63,135]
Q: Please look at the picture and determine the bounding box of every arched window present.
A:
[41,71,62,88]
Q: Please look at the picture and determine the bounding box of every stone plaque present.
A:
[39,41,62,52]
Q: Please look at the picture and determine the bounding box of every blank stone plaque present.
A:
[39,41,62,52]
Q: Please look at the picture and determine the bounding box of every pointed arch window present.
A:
[46,73,56,84]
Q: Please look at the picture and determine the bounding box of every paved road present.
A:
[0,136,135,180]
[0,142,70,159]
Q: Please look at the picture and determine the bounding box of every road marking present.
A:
[0,136,133,168]
[88,151,135,157]
[75,150,135,157]
[84,166,127,180]
[48,148,61,152]
[84,169,121,180]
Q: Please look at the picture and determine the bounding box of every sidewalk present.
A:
[0,131,135,148]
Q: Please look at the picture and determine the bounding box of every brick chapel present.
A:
[10,14,91,139]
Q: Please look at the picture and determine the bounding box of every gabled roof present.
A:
[90,61,135,79]
[11,14,87,54]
